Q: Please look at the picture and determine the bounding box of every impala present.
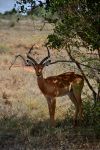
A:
[9,45,84,127]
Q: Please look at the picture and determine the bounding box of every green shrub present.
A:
[83,100,100,138]
[56,100,100,137]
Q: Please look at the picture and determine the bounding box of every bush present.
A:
[83,100,100,138]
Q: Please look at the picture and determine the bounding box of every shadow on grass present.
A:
[0,113,99,150]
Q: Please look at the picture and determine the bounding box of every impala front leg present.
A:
[46,97,56,127]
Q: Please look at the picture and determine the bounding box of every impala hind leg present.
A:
[74,93,83,121]
[68,91,79,127]
[46,97,56,127]
[72,85,84,123]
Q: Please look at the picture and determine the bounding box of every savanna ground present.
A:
[0,16,100,149]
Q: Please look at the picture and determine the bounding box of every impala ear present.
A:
[44,59,51,66]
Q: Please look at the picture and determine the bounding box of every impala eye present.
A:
[26,60,30,65]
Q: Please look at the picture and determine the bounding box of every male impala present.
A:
[9,45,84,127]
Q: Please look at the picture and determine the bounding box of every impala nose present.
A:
[37,73,41,76]
[37,72,42,77]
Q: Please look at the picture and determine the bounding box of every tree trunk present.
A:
[97,48,100,59]
[97,83,100,101]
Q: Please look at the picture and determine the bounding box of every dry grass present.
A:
[0,17,99,149]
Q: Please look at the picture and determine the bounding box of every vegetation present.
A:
[0,100,100,149]
[47,0,100,102]
[4,8,17,16]
[0,0,99,149]
[15,0,100,102]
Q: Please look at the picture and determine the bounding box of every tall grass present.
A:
[0,100,99,149]
[0,16,99,149]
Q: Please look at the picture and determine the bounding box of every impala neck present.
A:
[37,74,45,92]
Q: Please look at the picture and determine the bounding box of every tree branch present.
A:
[66,46,97,102]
